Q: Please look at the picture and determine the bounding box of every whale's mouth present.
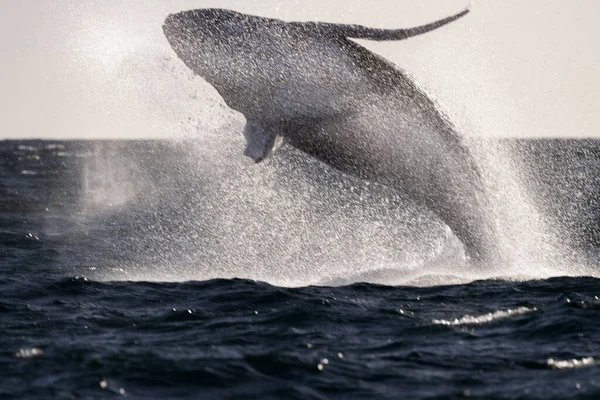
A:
[162,14,189,54]
[162,14,176,39]
[163,9,263,45]
[162,12,208,48]
[163,13,202,46]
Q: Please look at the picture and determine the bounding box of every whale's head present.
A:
[163,9,291,115]
[163,9,257,50]
[163,9,276,82]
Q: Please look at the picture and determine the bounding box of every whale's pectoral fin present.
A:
[299,8,469,42]
[243,120,284,163]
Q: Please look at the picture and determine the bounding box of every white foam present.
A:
[15,348,44,358]
[547,357,596,369]
[17,145,37,151]
[432,306,537,326]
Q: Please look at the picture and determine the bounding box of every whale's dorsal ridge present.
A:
[294,8,469,42]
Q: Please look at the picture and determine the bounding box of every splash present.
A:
[466,138,569,277]
[67,12,596,286]
[72,123,598,287]
[432,306,537,326]
[76,133,449,286]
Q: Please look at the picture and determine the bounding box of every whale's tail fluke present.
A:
[295,8,469,41]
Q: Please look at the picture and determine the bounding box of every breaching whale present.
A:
[163,8,500,263]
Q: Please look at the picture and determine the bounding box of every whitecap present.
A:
[547,357,596,369]
[432,306,537,326]
[15,348,44,358]
[17,145,37,151]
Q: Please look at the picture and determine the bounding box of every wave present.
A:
[432,306,537,326]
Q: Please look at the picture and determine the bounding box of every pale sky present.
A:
[0,0,598,139]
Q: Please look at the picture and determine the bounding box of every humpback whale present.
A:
[163,8,500,263]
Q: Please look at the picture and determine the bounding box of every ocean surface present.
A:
[2,139,600,399]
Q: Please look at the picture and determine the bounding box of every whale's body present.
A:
[163,8,499,262]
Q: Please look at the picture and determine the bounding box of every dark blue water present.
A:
[2,139,600,399]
